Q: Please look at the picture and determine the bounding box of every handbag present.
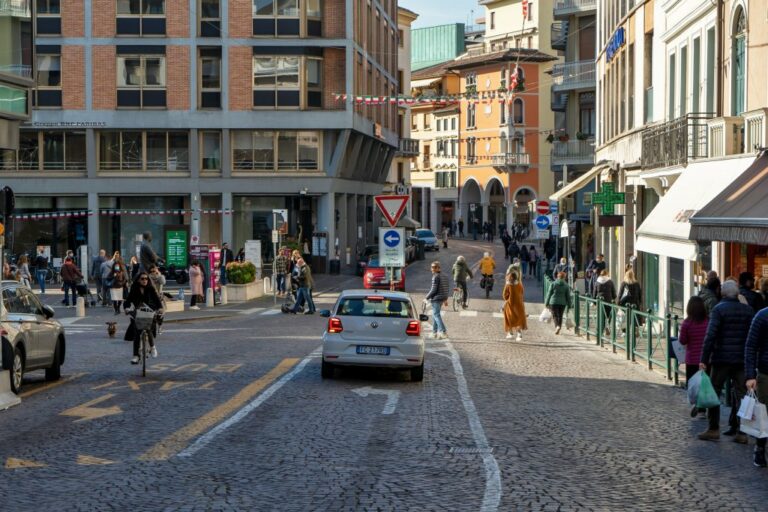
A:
[539,308,552,323]
[696,372,721,409]
[741,400,768,438]
[737,391,757,420]
[687,370,703,405]
[565,315,575,330]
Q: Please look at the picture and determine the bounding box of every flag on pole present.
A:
[522,0,528,18]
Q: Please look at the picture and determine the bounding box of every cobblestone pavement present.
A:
[0,239,766,511]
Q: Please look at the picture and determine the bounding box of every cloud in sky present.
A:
[399,0,482,28]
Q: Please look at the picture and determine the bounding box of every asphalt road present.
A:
[0,239,766,511]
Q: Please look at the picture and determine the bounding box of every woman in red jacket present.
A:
[679,295,709,418]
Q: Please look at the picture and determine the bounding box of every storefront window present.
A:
[99,196,186,257]
[668,257,685,316]
[11,196,88,259]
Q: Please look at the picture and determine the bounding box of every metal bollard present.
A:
[206,287,214,307]
[76,296,86,317]
[220,285,228,305]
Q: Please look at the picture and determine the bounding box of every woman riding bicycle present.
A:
[479,252,496,290]
[124,271,163,364]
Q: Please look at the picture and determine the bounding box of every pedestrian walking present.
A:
[679,296,709,419]
[34,248,48,294]
[699,276,721,314]
[586,254,606,297]
[60,257,82,308]
[698,280,754,444]
[219,243,234,286]
[129,255,140,281]
[553,257,569,281]
[100,252,116,306]
[425,261,449,339]
[472,219,480,241]
[758,277,768,306]
[544,271,571,335]
[139,232,161,273]
[91,249,106,301]
[289,258,315,314]
[594,270,616,334]
[528,245,538,278]
[739,272,765,313]
[17,255,31,289]
[441,226,449,249]
[745,306,768,467]
[235,248,245,263]
[108,256,128,315]
[452,255,473,309]
[458,219,464,238]
[148,265,166,296]
[503,270,526,340]
[519,245,530,277]
[274,248,289,297]
[188,261,204,310]
[507,240,520,262]
[617,269,642,309]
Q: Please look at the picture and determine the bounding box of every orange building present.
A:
[450,49,556,235]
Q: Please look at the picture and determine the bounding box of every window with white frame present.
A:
[467,104,476,128]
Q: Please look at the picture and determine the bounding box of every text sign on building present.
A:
[375,195,409,227]
[606,27,626,61]
[378,228,405,268]
[165,229,188,268]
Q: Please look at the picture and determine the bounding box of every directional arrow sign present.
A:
[60,393,123,422]
[375,195,409,227]
[352,386,401,415]
[379,227,405,267]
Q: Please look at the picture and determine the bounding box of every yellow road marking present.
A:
[91,380,118,390]
[159,381,193,391]
[20,373,86,398]
[138,358,299,461]
[77,455,116,466]
[5,458,46,469]
[60,393,123,422]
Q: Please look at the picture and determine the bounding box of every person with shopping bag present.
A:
[698,280,754,444]
[544,271,572,335]
[679,296,709,419]
[744,306,768,467]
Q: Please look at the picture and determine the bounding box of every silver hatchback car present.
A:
[320,290,428,381]
[1,281,66,394]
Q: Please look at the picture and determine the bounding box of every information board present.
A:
[244,240,262,269]
[165,229,188,268]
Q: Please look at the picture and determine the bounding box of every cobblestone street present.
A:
[0,240,765,511]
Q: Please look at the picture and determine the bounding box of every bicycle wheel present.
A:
[452,290,460,312]
[140,331,148,377]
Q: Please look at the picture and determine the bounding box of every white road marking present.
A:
[177,347,321,458]
[59,317,85,326]
[351,387,401,415]
[459,310,478,317]
[166,327,253,333]
[492,312,503,318]
[443,340,502,511]
[238,307,265,316]
[260,309,282,316]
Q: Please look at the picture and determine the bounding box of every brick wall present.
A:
[323,48,346,110]
[61,0,84,37]
[324,0,345,39]
[92,0,115,37]
[228,47,252,111]
[92,46,116,110]
[229,0,252,38]
[166,0,190,37]
[62,46,85,109]
[166,46,190,110]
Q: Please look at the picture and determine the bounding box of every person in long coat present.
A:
[189,261,204,310]
[503,270,527,341]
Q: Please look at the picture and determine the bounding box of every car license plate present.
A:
[356,345,390,356]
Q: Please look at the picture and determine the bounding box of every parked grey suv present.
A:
[1,282,66,393]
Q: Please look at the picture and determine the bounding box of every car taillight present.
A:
[328,317,343,334]
[406,320,420,336]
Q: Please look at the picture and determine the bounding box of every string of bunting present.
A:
[334,87,525,107]
[11,208,236,221]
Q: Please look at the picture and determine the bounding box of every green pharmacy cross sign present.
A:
[592,183,625,215]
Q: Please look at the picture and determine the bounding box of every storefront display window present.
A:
[11,196,88,260]
[99,196,188,257]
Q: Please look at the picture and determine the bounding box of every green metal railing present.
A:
[543,276,681,384]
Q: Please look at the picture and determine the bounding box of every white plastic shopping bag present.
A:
[566,315,575,330]
[671,337,686,362]
[687,370,703,405]
[737,391,757,420]
[539,308,552,323]
[740,400,768,438]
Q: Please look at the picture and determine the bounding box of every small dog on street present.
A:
[106,321,117,338]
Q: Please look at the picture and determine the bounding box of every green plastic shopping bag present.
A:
[696,372,721,409]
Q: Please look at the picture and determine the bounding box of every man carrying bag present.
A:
[745,306,768,467]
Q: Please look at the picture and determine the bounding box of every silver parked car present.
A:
[1,281,65,393]
[320,290,428,381]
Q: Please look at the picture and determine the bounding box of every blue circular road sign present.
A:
[383,230,401,248]
[535,215,551,229]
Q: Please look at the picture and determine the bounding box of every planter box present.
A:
[225,280,264,303]
[164,299,185,313]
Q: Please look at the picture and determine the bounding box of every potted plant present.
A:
[512,77,525,93]
[576,131,589,141]
[558,132,569,142]
[546,133,555,144]
[224,261,263,302]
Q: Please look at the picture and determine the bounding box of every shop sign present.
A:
[165,229,188,268]
[606,27,625,61]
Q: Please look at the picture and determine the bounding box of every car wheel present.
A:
[45,340,62,382]
[10,346,24,394]
[321,360,334,379]
[410,362,424,382]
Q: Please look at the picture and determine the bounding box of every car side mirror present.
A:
[419,314,429,322]
[42,305,55,319]
[319,310,331,318]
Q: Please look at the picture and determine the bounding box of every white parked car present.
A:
[321,290,428,381]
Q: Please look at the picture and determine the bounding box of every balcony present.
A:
[641,113,712,171]
[553,0,597,19]
[551,60,595,93]
[396,138,419,157]
[551,139,595,166]
[551,90,568,112]
[491,152,530,173]
[0,0,30,17]
[551,21,568,51]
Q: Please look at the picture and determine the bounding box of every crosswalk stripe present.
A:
[459,310,478,317]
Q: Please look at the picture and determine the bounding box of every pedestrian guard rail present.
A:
[543,276,682,384]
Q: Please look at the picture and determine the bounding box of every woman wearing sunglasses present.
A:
[124,271,164,364]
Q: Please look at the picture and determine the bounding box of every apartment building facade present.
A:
[0,0,399,273]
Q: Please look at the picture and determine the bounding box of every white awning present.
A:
[635,155,756,260]
[549,164,608,201]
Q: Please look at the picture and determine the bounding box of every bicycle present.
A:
[480,274,495,299]
[128,305,157,377]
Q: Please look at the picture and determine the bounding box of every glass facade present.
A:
[11,196,88,260]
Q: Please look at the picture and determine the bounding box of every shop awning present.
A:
[690,152,768,245]
[549,164,608,202]
[636,155,757,260]
[395,215,421,229]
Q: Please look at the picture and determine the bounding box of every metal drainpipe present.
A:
[716,0,723,117]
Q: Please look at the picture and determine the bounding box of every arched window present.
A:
[513,98,524,124]
[731,7,746,115]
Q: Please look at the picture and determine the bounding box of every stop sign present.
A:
[536,200,550,215]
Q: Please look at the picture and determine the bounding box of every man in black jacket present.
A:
[745,307,768,467]
[699,280,755,443]
[739,272,765,313]
[219,243,234,286]
[139,232,161,273]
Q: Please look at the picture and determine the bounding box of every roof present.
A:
[412,60,457,81]
[689,152,768,245]
[448,48,558,70]
[433,105,459,115]
[397,6,418,21]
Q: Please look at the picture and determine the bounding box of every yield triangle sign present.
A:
[375,195,409,227]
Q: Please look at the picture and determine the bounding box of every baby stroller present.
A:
[280,274,304,314]
[75,278,98,307]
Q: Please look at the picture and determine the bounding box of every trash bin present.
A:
[416,240,426,260]
[329,259,341,275]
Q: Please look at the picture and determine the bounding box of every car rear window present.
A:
[337,297,413,318]
[416,230,434,238]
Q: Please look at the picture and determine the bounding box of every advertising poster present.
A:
[244,240,262,269]
[165,229,189,268]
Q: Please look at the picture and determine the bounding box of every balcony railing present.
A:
[0,65,32,79]
[397,138,419,157]
[641,113,713,171]
[554,0,596,18]
[491,152,530,172]
[551,21,568,51]
[551,60,595,92]
[551,139,595,165]
[551,90,568,112]
[0,0,31,17]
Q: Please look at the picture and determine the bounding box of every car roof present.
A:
[338,289,412,301]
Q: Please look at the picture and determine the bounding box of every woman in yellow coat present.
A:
[503,270,527,340]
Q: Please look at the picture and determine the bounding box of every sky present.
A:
[399,0,482,29]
